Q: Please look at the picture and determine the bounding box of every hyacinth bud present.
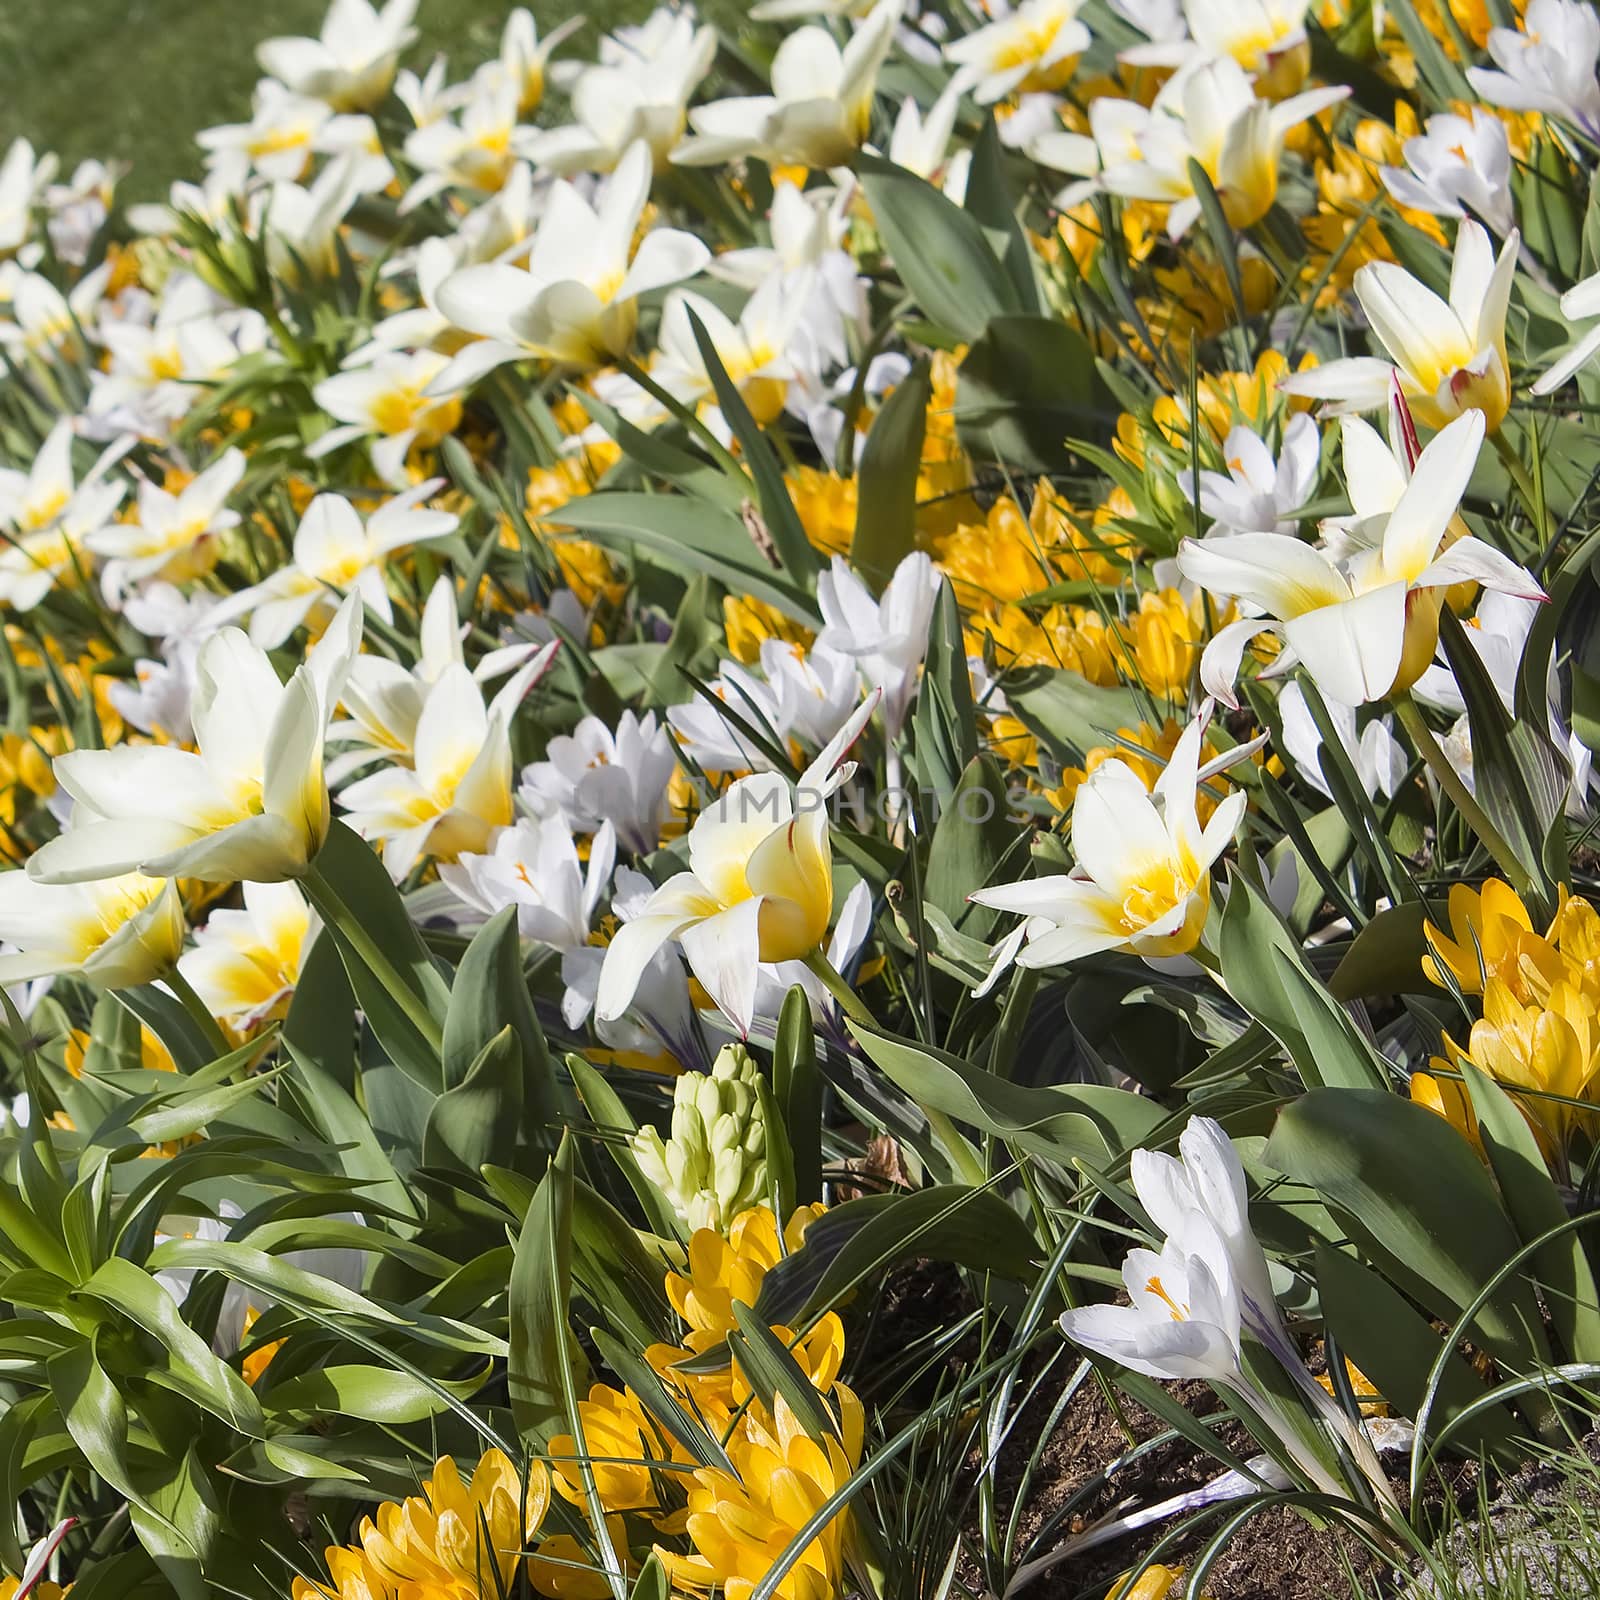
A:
[631,1043,770,1233]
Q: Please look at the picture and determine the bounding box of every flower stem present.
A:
[802,947,878,1029]
[302,865,445,1058]
[1392,692,1535,899]
[1490,426,1548,541]
[804,948,989,1188]
[162,966,231,1061]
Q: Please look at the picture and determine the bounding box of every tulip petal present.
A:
[1379,408,1484,582]
[1281,580,1408,706]
[679,898,764,1037]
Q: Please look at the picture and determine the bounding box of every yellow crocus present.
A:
[293,1449,550,1600]
[657,1389,865,1600]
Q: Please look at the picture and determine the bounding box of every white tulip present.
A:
[197,81,331,182]
[674,0,904,168]
[1091,57,1347,239]
[180,881,315,1031]
[0,870,185,990]
[257,0,419,111]
[89,447,245,596]
[1279,221,1518,432]
[519,11,718,175]
[337,646,558,879]
[971,710,1246,970]
[210,483,457,649]
[1179,402,1541,708]
[28,594,364,886]
[432,141,709,383]
[597,693,877,1037]
[309,351,462,488]
[0,139,56,257]
[946,0,1089,105]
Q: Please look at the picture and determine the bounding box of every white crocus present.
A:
[44,158,120,266]
[1533,268,1600,396]
[197,82,330,182]
[337,647,558,879]
[27,595,363,886]
[105,586,223,746]
[1131,1117,1280,1335]
[520,710,677,855]
[597,693,878,1038]
[1412,592,1595,821]
[257,0,418,111]
[1468,0,1600,139]
[946,0,1089,104]
[1190,414,1319,537]
[674,0,903,168]
[816,552,940,739]
[0,870,185,990]
[310,350,462,488]
[179,881,315,1032]
[1179,403,1543,708]
[1096,57,1347,238]
[1062,1216,1246,1384]
[1278,221,1519,432]
[519,11,718,174]
[667,663,789,774]
[1379,109,1515,237]
[439,815,616,947]
[0,139,56,257]
[1277,682,1405,802]
[212,484,458,649]
[89,447,246,597]
[432,140,710,384]
[763,639,863,750]
[1123,1115,1401,1506]
[971,711,1247,969]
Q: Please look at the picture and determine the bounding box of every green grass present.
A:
[0,0,652,202]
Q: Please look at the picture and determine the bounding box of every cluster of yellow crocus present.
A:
[301,1205,859,1600]
[292,1449,550,1600]
[1415,881,1600,1159]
